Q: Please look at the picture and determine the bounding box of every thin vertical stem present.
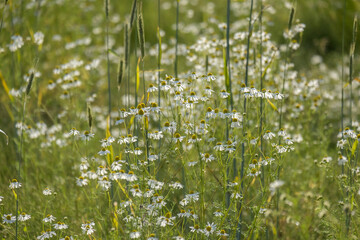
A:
[238,0,254,239]
[341,0,346,137]
[105,0,111,132]
[175,0,179,78]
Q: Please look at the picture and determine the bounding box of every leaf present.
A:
[0,71,14,102]
[266,99,278,112]
[0,129,8,145]
[351,140,358,156]
[12,189,17,200]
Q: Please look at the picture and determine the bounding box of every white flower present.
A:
[130,230,141,239]
[9,179,22,189]
[43,188,52,196]
[53,221,68,230]
[18,212,31,222]
[203,222,217,236]
[34,31,44,45]
[81,222,95,235]
[2,214,16,224]
[76,176,89,186]
[8,35,24,51]
[98,148,110,156]
[263,130,276,140]
[269,180,284,195]
[338,155,348,166]
[43,214,56,223]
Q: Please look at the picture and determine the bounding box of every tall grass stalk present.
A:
[175,0,179,78]
[105,0,111,132]
[341,0,346,139]
[238,0,254,239]
[157,0,162,177]
[0,0,8,34]
[225,0,232,210]
[276,7,294,236]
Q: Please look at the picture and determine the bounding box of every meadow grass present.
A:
[0,0,360,239]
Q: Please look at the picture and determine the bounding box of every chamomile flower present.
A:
[53,221,68,230]
[2,214,16,224]
[98,148,110,156]
[8,35,24,51]
[173,133,185,142]
[203,222,217,236]
[201,153,215,162]
[190,224,202,233]
[68,127,80,136]
[43,188,52,195]
[34,31,45,45]
[81,221,96,235]
[130,230,141,239]
[338,155,348,166]
[81,131,94,141]
[9,179,22,189]
[147,84,158,93]
[217,229,229,237]
[263,130,276,140]
[43,214,56,223]
[76,176,89,186]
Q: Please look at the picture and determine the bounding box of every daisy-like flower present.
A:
[130,230,141,239]
[76,176,89,186]
[147,84,158,93]
[134,148,143,155]
[188,134,201,143]
[60,236,74,240]
[336,139,346,149]
[216,229,229,237]
[263,130,276,140]
[81,131,94,141]
[203,222,217,236]
[34,31,45,45]
[338,155,348,166]
[213,210,223,217]
[98,148,110,156]
[100,136,115,147]
[68,127,80,136]
[81,221,96,235]
[2,214,16,224]
[169,182,183,189]
[214,142,225,151]
[185,191,200,202]
[98,176,111,190]
[248,168,261,177]
[9,179,22,189]
[173,133,185,142]
[269,180,284,195]
[53,221,69,230]
[147,234,158,240]
[231,118,241,128]
[8,35,24,51]
[149,153,159,161]
[220,89,230,98]
[190,224,202,233]
[0,196,3,203]
[126,171,138,182]
[188,161,198,167]
[157,212,176,227]
[148,131,164,140]
[43,214,56,223]
[43,188,52,196]
[201,153,215,163]
[96,166,107,176]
